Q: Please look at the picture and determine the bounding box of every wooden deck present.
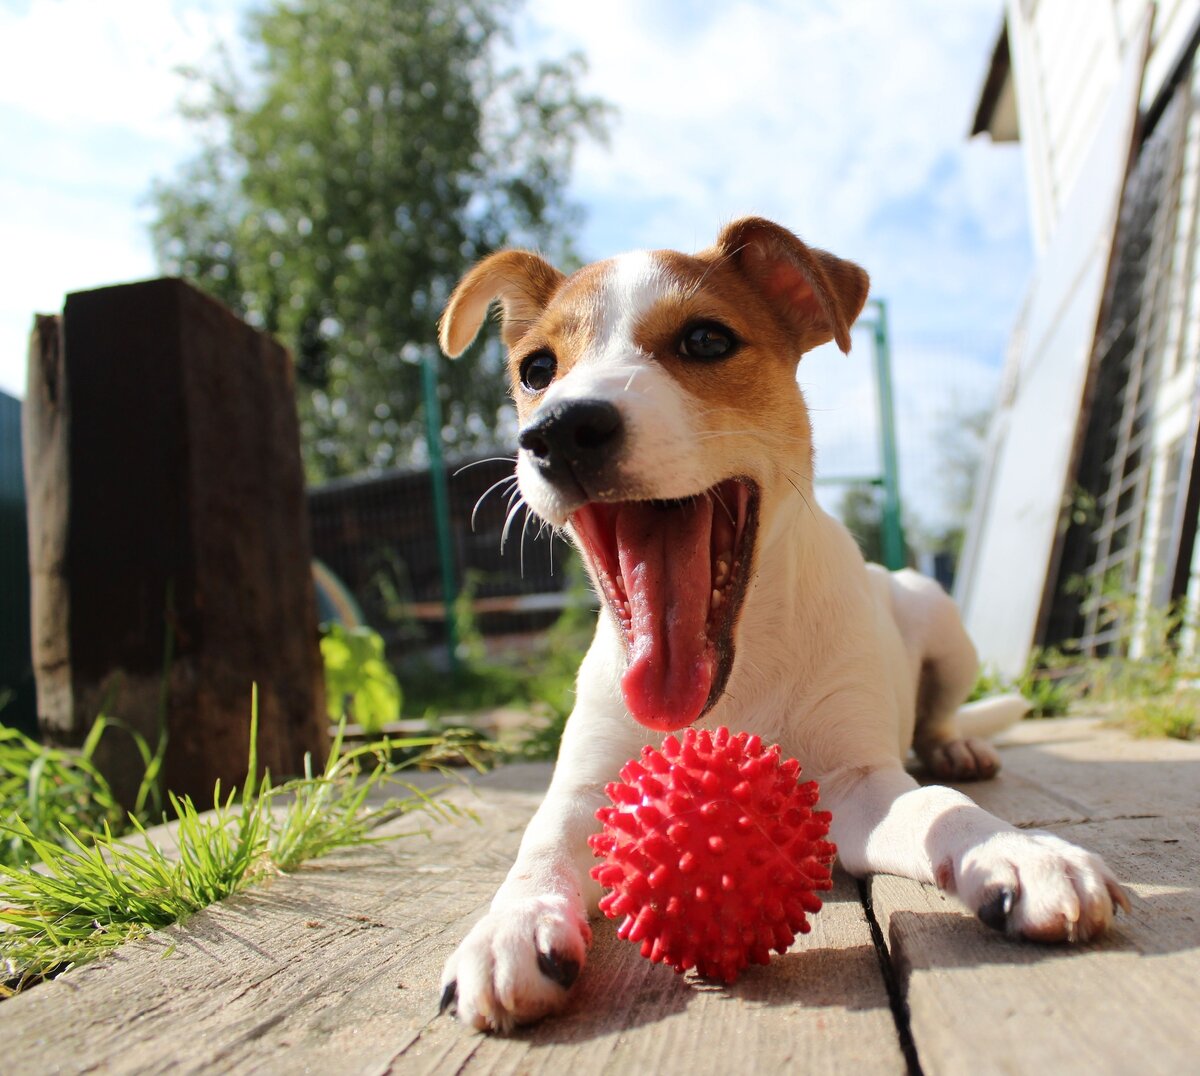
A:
[3,716,1199,1074]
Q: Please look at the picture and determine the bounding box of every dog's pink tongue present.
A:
[616,498,715,731]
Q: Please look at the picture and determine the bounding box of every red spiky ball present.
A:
[588,726,836,983]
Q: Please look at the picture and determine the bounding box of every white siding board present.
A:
[1007,0,1060,248]
[960,14,1150,675]
[1002,2,1200,244]
[1142,0,1200,106]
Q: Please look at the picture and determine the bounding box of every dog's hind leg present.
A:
[887,569,1017,781]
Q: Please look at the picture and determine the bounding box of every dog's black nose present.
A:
[518,399,623,488]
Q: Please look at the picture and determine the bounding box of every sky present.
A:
[0,0,1031,533]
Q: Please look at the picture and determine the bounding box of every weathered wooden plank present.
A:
[979,715,1200,822]
[875,717,1200,1076]
[10,717,1187,1074]
[24,279,325,807]
[0,762,904,1075]
[399,872,902,1076]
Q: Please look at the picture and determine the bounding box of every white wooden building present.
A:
[959,0,1200,674]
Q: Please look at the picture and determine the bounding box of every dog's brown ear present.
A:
[711,217,869,354]
[438,251,564,357]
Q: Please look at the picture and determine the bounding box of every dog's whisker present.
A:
[454,456,517,476]
[472,474,519,531]
[683,244,740,299]
[500,497,526,554]
[520,507,533,578]
[783,471,817,519]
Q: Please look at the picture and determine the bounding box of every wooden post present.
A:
[24,279,327,808]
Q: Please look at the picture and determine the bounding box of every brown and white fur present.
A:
[435,218,1128,1032]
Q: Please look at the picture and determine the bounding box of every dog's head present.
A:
[439,217,869,732]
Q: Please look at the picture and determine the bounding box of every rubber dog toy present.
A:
[589,726,836,983]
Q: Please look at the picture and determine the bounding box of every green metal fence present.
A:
[812,297,907,570]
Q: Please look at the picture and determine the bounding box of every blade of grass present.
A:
[2,710,484,995]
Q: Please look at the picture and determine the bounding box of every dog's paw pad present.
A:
[440,894,590,1032]
[536,947,581,989]
[955,831,1128,943]
[976,886,1016,931]
[927,737,1001,782]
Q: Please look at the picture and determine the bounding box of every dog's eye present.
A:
[679,322,737,361]
[519,350,557,392]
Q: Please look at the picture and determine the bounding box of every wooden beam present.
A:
[24,279,326,806]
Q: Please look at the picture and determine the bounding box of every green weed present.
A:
[0,715,163,869]
[969,649,1074,718]
[321,623,404,734]
[0,689,472,997]
[400,558,596,759]
[1118,694,1199,741]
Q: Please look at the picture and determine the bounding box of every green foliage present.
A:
[0,716,163,870]
[1067,579,1193,702]
[1121,695,1199,741]
[150,0,611,479]
[0,725,122,869]
[321,623,403,733]
[969,652,1074,718]
[0,693,470,996]
[972,576,1200,738]
[400,553,595,758]
[838,484,885,564]
[512,557,598,758]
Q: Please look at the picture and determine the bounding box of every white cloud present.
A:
[802,331,1000,532]
[0,0,242,396]
[0,0,240,140]
[521,0,1019,253]
[0,0,1027,547]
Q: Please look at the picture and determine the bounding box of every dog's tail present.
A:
[954,694,1031,739]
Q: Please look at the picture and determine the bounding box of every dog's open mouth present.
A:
[570,478,759,732]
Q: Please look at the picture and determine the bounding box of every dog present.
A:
[435,217,1129,1032]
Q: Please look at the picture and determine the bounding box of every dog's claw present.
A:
[536,947,581,989]
[439,980,458,1015]
[977,887,1016,932]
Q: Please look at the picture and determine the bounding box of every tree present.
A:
[838,484,885,564]
[926,404,991,558]
[151,0,609,480]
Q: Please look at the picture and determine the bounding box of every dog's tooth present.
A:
[711,588,723,610]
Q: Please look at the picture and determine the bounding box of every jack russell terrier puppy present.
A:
[435,217,1129,1032]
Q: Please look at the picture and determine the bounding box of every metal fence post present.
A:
[868,299,907,569]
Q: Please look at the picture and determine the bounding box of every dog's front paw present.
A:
[440,893,592,1032]
[944,831,1130,942]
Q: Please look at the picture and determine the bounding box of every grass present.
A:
[0,688,481,998]
[1119,694,1199,741]
[968,578,1200,741]
[969,649,1074,718]
[0,714,165,870]
[399,560,597,760]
